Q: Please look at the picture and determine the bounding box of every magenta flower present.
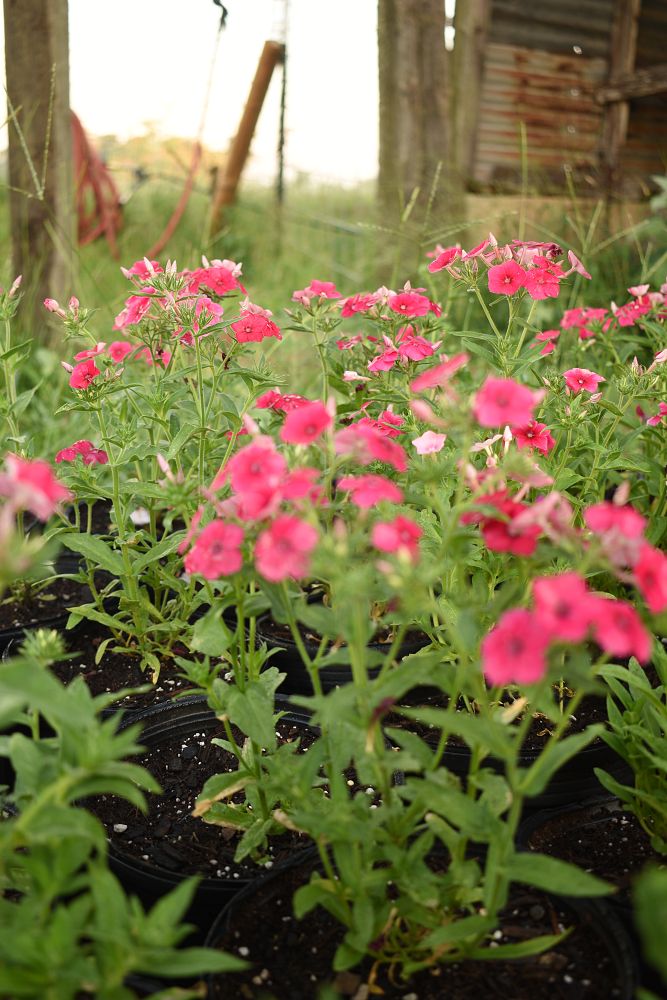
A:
[532,572,595,642]
[481,608,549,686]
[473,377,542,428]
[231,311,282,343]
[334,424,407,472]
[69,358,101,390]
[590,598,651,664]
[219,438,287,497]
[512,420,555,455]
[55,440,108,466]
[427,246,461,273]
[372,515,422,561]
[337,474,403,508]
[487,260,526,296]
[280,400,332,445]
[184,521,244,579]
[108,341,134,363]
[563,368,605,394]
[387,291,431,318]
[0,454,71,520]
[523,257,564,300]
[255,515,318,582]
[634,543,667,614]
[410,353,469,393]
[340,292,378,317]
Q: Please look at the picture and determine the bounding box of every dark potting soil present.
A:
[523,801,663,902]
[208,864,631,1000]
[86,718,315,881]
[0,574,93,632]
[259,617,429,654]
[49,620,200,713]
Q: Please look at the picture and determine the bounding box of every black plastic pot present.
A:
[204,852,639,999]
[101,697,316,942]
[255,614,429,696]
[517,797,666,995]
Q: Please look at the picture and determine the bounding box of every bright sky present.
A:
[1,0,380,184]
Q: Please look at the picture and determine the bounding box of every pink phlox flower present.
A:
[462,492,541,556]
[372,515,422,562]
[563,368,605,394]
[511,492,576,544]
[482,608,549,686]
[463,235,497,260]
[74,342,106,360]
[177,505,204,555]
[487,260,526,296]
[368,346,400,372]
[473,377,543,428]
[648,348,667,371]
[612,296,651,327]
[340,292,379,317]
[387,290,431,318]
[255,515,318,582]
[0,454,71,520]
[232,309,282,343]
[533,328,560,355]
[55,440,108,466]
[427,246,461,272]
[256,390,310,413]
[187,263,244,297]
[108,341,134,363]
[629,284,650,297]
[308,279,340,299]
[281,467,323,506]
[634,543,667,614]
[532,572,596,642]
[44,297,66,318]
[376,410,405,437]
[412,430,447,455]
[512,420,556,455]
[396,326,442,361]
[280,400,332,445]
[215,436,287,496]
[337,474,403,508]
[334,423,407,472]
[343,370,371,382]
[646,402,667,426]
[565,250,592,280]
[585,501,646,569]
[410,353,469,393]
[336,334,364,350]
[69,358,101,390]
[511,240,563,267]
[183,520,244,579]
[523,257,565,301]
[113,290,155,330]
[121,258,163,281]
[590,597,651,664]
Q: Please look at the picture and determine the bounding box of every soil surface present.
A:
[208,861,634,999]
[522,801,663,902]
[50,620,200,713]
[0,573,93,633]
[86,715,317,882]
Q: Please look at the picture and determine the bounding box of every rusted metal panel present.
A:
[472,43,607,189]
[470,1,667,193]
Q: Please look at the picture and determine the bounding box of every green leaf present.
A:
[226,681,277,749]
[424,913,494,949]
[61,533,125,577]
[634,867,667,985]
[507,851,612,896]
[131,533,186,574]
[166,423,197,460]
[467,931,567,960]
[135,947,246,977]
[518,725,605,797]
[596,398,624,417]
[190,609,232,657]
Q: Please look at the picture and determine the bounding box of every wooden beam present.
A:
[598,0,642,185]
[209,40,284,236]
[4,0,74,341]
[451,0,490,180]
[596,62,667,103]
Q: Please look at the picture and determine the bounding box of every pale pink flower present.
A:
[340,292,378,317]
[342,370,371,383]
[255,515,318,582]
[412,431,446,455]
[566,250,592,280]
[44,297,66,318]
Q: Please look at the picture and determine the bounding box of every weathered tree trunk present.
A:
[4,0,74,340]
[377,0,464,283]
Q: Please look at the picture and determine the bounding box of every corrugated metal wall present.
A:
[471,0,667,193]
